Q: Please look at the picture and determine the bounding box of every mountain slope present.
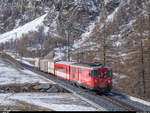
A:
[71,0,150,100]
[0,14,48,44]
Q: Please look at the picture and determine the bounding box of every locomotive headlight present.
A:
[108,80,111,83]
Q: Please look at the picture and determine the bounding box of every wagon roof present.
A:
[56,61,76,65]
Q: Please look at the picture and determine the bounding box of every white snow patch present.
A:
[104,0,112,4]
[72,22,96,50]
[17,59,34,67]
[15,19,21,28]
[0,59,55,85]
[113,73,128,79]
[72,12,102,50]
[0,94,16,106]
[107,7,119,22]
[125,95,150,107]
[4,52,35,67]
[54,47,65,61]
[0,14,48,44]
[81,22,96,39]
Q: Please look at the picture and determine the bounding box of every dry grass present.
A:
[0,52,24,70]
[0,100,53,111]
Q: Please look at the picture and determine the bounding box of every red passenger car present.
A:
[55,61,113,93]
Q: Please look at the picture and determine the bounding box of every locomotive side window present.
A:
[106,70,112,77]
[58,66,66,73]
[73,68,76,73]
[79,68,82,74]
[72,67,76,79]
[90,70,99,78]
[100,72,104,78]
[63,67,66,73]
[72,73,75,78]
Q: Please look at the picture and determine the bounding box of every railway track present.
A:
[99,95,143,111]
[74,87,144,111]
[18,61,143,111]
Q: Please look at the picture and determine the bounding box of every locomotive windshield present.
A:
[90,70,99,78]
[100,72,104,78]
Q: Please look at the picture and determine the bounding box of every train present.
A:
[35,58,113,93]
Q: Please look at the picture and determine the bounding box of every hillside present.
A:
[0,0,150,101]
[71,0,150,101]
[0,14,48,44]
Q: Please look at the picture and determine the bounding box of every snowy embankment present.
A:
[0,58,53,85]
[0,58,98,111]
[109,91,150,111]
[5,51,35,67]
[0,14,49,44]
[0,93,98,111]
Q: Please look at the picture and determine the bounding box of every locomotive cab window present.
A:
[100,72,104,78]
[90,70,99,78]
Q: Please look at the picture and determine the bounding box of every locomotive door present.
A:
[78,68,81,83]
[71,67,79,82]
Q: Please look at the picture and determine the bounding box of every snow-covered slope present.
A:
[0,14,48,44]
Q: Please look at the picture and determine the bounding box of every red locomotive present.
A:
[35,59,113,93]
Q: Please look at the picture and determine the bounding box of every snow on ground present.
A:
[17,59,35,67]
[72,21,96,50]
[0,58,99,111]
[0,58,55,85]
[16,57,35,67]
[5,51,35,67]
[0,58,98,111]
[104,0,112,5]
[113,73,128,79]
[109,92,150,111]
[0,93,98,111]
[0,13,48,44]
[0,94,16,106]
[126,94,150,107]
[112,73,128,87]
[54,48,65,61]
[10,93,98,111]
[106,7,119,22]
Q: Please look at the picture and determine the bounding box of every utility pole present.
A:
[65,29,70,62]
[102,7,107,66]
[15,33,18,58]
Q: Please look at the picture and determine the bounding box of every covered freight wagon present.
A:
[35,58,55,74]
[35,58,40,69]
[48,61,55,74]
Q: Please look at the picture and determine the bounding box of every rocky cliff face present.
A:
[0,0,120,38]
[44,0,121,39]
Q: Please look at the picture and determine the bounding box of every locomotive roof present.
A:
[70,63,104,70]
[56,61,112,70]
